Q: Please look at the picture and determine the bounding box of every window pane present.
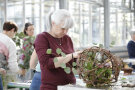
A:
[7,0,23,32]
[0,0,4,32]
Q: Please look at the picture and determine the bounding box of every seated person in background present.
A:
[0,21,23,89]
[127,29,135,58]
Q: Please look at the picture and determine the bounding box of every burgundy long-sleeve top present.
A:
[34,32,76,90]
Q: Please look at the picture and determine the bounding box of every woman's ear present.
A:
[51,21,55,26]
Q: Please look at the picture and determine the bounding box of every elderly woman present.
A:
[34,9,81,90]
[127,29,135,58]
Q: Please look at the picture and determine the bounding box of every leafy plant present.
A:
[12,32,25,48]
[77,46,122,87]
[46,48,77,74]
[13,32,35,69]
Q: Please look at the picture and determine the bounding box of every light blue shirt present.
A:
[36,61,41,72]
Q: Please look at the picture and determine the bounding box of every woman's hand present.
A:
[0,68,6,75]
[73,51,83,58]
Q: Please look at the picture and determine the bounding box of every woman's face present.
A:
[132,34,135,41]
[26,25,34,36]
[10,28,16,38]
[51,22,68,38]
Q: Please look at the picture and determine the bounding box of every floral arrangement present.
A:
[77,46,122,87]
[13,32,35,69]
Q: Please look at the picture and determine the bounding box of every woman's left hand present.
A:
[73,51,83,58]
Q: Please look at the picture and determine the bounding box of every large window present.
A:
[0,0,5,32]
[69,0,104,48]
[7,0,23,32]
[110,0,134,46]
[0,0,134,49]
[0,0,58,34]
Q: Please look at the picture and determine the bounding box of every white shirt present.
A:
[0,33,19,73]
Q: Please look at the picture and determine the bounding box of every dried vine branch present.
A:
[77,46,122,87]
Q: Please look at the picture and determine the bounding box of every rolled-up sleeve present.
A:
[34,33,55,69]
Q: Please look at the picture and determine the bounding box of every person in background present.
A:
[34,9,81,90]
[19,22,35,79]
[0,21,22,90]
[127,29,135,70]
[23,22,34,36]
[29,49,41,90]
[127,29,135,58]
[18,22,35,90]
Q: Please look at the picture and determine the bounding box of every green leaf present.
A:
[111,41,115,45]
[64,67,71,74]
[56,48,62,55]
[93,43,97,45]
[99,44,104,48]
[46,49,52,54]
[72,62,77,66]
[53,58,58,63]
[72,68,77,75]
[60,63,66,68]
[61,52,66,57]
[121,78,126,81]
[88,52,92,57]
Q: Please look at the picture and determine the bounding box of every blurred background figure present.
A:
[127,29,135,58]
[19,22,35,81]
[0,21,23,89]
[23,23,34,36]
[127,29,135,70]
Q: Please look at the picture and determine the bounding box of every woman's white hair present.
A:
[130,29,135,36]
[45,9,74,31]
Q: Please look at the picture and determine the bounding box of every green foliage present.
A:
[19,36,35,69]
[46,49,52,54]
[72,62,77,67]
[60,63,66,68]
[80,49,113,87]
[1,74,15,89]
[53,58,58,63]
[64,67,71,74]
[72,67,77,74]
[56,48,62,55]
[51,48,77,74]
[61,52,66,57]
[12,32,26,48]
[13,32,35,69]
[99,44,103,48]
[110,41,115,47]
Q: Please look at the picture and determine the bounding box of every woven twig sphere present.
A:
[77,46,122,87]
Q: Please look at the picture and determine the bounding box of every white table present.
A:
[7,82,30,90]
[58,71,135,90]
[123,59,135,65]
[58,85,103,90]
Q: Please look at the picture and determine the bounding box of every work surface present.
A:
[7,71,135,90]
[58,71,135,90]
